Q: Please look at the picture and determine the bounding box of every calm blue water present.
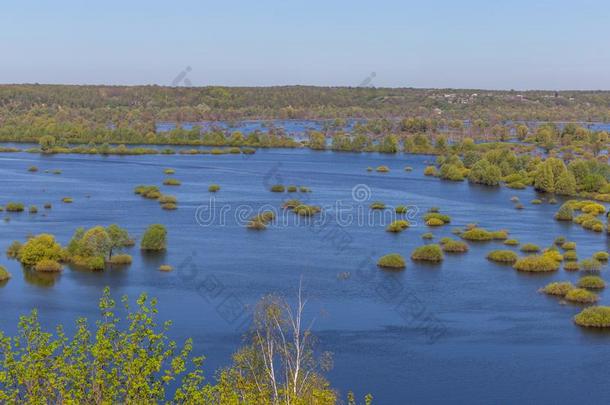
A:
[0,149,609,404]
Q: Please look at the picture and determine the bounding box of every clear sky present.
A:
[2,0,609,89]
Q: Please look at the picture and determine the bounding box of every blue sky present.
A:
[2,0,609,89]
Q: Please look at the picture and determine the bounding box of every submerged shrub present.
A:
[542,250,563,262]
[0,266,10,281]
[109,254,132,265]
[490,230,508,240]
[564,261,580,271]
[159,264,173,272]
[441,239,469,253]
[423,212,451,224]
[424,166,437,176]
[34,259,62,272]
[411,244,444,262]
[554,203,573,221]
[163,178,181,186]
[574,306,610,328]
[62,197,73,203]
[161,203,177,210]
[426,217,445,227]
[541,282,574,296]
[29,205,38,214]
[293,205,321,217]
[158,195,177,204]
[561,241,576,250]
[504,239,519,246]
[270,185,285,192]
[140,224,167,251]
[282,199,302,209]
[487,250,518,263]
[565,288,598,304]
[531,199,542,205]
[86,256,105,271]
[386,220,410,233]
[395,205,408,214]
[5,202,24,212]
[287,185,297,192]
[421,232,434,240]
[6,241,22,259]
[578,276,606,289]
[369,202,385,210]
[461,228,493,241]
[580,258,602,272]
[520,243,540,253]
[28,166,38,172]
[513,255,560,272]
[563,251,578,261]
[164,168,175,174]
[208,184,220,192]
[376,165,390,173]
[593,251,609,261]
[554,236,566,246]
[377,253,406,269]
[44,203,52,209]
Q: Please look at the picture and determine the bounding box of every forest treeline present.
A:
[2,84,610,145]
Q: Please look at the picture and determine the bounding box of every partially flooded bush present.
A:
[28,166,38,172]
[513,255,560,272]
[395,205,407,214]
[580,258,602,272]
[554,203,573,221]
[35,259,62,272]
[377,253,406,269]
[376,165,390,173]
[564,261,580,271]
[421,232,434,240]
[0,266,10,281]
[441,239,469,253]
[411,244,444,262]
[5,202,24,212]
[386,220,410,233]
[554,236,566,246]
[423,212,451,224]
[426,217,445,227]
[140,224,167,251]
[270,185,285,192]
[44,203,52,209]
[531,199,542,205]
[369,202,385,210]
[163,178,181,186]
[563,251,578,261]
[159,264,173,272]
[158,195,177,204]
[593,251,609,261]
[504,239,519,246]
[565,288,598,304]
[164,168,175,174]
[293,205,321,217]
[161,203,177,210]
[208,184,220,192]
[542,249,563,262]
[62,197,73,203]
[424,166,437,176]
[520,243,540,253]
[574,306,610,328]
[287,185,297,192]
[541,282,574,296]
[282,199,302,209]
[6,241,22,259]
[29,206,38,214]
[109,254,133,265]
[490,230,508,240]
[561,241,576,250]
[461,228,493,241]
[578,276,606,289]
[487,250,518,263]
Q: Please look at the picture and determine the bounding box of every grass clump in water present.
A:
[386,220,410,233]
[35,259,62,272]
[440,239,468,253]
[593,251,609,262]
[163,178,181,186]
[574,306,610,328]
[461,227,493,241]
[5,202,24,212]
[487,250,518,263]
[565,288,598,304]
[411,244,444,262]
[504,239,519,246]
[541,282,574,296]
[520,243,540,253]
[377,253,406,269]
[369,202,385,210]
[580,258,602,272]
[513,255,560,272]
[270,185,285,192]
[208,184,220,192]
[577,276,606,289]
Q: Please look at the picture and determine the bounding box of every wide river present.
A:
[1,148,609,404]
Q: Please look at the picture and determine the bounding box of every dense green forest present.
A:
[1,84,610,145]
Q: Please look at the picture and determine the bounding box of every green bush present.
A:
[369,202,385,210]
[299,186,311,192]
[426,217,444,227]
[441,239,469,253]
[386,220,410,233]
[565,288,598,304]
[377,253,406,269]
[293,205,321,217]
[553,236,566,246]
[18,234,64,266]
[542,249,563,262]
[287,185,297,192]
[424,166,437,176]
[504,239,519,246]
[423,212,451,224]
[487,250,518,263]
[140,224,167,251]
[411,244,444,262]
[5,202,24,212]
[461,228,493,241]
[270,185,285,192]
[421,232,434,240]
[580,258,602,272]
[86,256,105,270]
[531,199,542,205]
[561,241,576,250]
[520,243,540,253]
[109,254,133,265]
[574,306,610,328]
[6,241,22,259]
[163,178,181,186]
[35,259,62,272]
[593,251,609,261]
[395,205,407,214]
[578,276,606,289]
[513,255,560,272]
[158,195,177,204]
[563,251,578,261]
[247,211,276,229]
[541,282,574,296]
[554,203,573,221]
[0,266,11,281]
[208,184,220,192]
[564,261,580,271]
[490,230,508,240]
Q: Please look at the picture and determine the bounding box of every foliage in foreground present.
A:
[0,288,363,404]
